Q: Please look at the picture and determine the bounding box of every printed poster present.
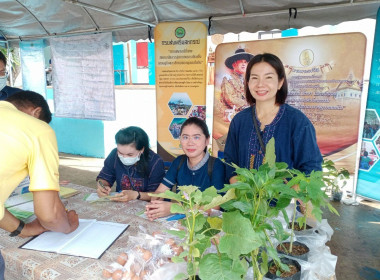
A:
[50,33,115,120]
[213,33,366,173]
[155,22,207,162]
[356,7,380,202]
[20,39,47,98]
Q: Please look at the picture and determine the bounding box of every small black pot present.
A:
[265,257,301,280]
[332,191,343,201]
[277,241,310,261]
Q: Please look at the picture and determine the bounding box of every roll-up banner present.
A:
[356,7,380,202]
[155,22,207,162]
[213,33,366,173]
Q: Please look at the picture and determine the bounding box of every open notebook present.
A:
[21,219,129,259]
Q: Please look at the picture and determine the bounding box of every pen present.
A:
[98,180,106,189]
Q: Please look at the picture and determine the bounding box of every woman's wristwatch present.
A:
[10,219,25,237]
[136,191,141,200]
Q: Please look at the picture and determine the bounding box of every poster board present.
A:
[356,7,380,201]
[155,22,207,162]
[213,33,366,173]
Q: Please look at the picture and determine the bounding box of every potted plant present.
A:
[150,185,235,280]
[322,159,350,202]
[272,161,340,266]
[200,138,340,280]
[198,139,301,280]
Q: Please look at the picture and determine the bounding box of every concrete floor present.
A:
[58,153,380,280]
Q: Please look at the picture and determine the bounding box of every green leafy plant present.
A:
[199,138,340,279]
[0,46,20,84]
[153,139,342,280]
[198,138,297,280]
[150,185,235,280]
[322,159,350,195]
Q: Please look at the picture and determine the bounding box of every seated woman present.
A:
[96,126,165,201]
[145,117,225,221]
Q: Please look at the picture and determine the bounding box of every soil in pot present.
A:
[276,241,310,261]
[288,222,312,231]
[265,257,301,280]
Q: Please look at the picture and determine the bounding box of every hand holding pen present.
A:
[96,179,111,197]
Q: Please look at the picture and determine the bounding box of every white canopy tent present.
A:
[0,0,379,43]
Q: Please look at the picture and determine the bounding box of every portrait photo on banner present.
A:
[212,33,366,173]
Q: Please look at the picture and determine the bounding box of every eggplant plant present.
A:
[154,138,341,280]
[150,185,235,280]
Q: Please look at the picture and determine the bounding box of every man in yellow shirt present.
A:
[0,91,79,279]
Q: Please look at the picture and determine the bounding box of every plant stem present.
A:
[290,201,297,253]
[303,203,308,230]
[251,249,263,280]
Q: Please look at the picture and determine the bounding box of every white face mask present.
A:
[0,76,7,91]
[118,153,140,166]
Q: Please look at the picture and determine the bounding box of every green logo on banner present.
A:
[175,27,186,38]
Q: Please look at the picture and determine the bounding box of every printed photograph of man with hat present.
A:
[219,47,254,118]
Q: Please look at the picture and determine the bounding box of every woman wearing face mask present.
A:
[145,117,226,220]
[96,126,165,202]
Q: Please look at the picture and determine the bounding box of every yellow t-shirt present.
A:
[0,101,60,220]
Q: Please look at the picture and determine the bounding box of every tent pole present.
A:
[14,0,50,36]
[127,43,132,85]
[81,7,100,31]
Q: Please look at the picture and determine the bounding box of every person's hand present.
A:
[96,181,111,197]
[145,200,172,221]
[110,190,138,202]
[150,194,162,201]
[19,218,47,238]
[66,210,79,233]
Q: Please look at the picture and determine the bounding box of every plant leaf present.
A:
[202,186,218,204]
[219,211,261,259]
[149,190,182,201]
[199,253,246,280]
[188,213,206,232]
[165,229,187,239]
[231,201,253,215]
[203,189,235,211]
[170,203,186,214]
[327,203,340,216]
[178,185,200,195]
[193,189,203,204]
[207,216,223,230]
[264,137,276,168]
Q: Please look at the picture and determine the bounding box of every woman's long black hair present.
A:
[115,126,150,176]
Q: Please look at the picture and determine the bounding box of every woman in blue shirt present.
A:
[96,126,165,201]
[145,117,225,220]
[224,53,322,184]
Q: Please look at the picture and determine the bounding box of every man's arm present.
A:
[33,190,79,234]
[0,209,46,237]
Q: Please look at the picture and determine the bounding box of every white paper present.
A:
[50,33,116,120]
[21,219,129,259]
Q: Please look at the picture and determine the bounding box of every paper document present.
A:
[7,201,35,221]
[83,192,118,203]
[59,186,80,198]
[21,219,129,259]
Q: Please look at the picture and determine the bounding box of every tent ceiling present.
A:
[0,0,379,42]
